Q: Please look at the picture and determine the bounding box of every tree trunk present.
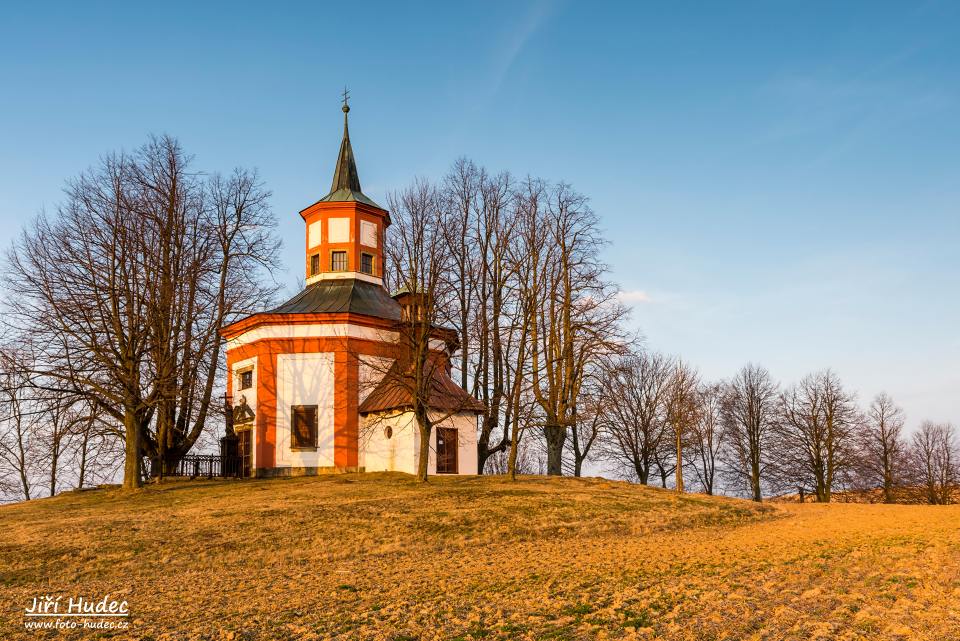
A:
[751,474,762,502]
[507,403,522,481]
[49,449,58,498]
[544,424,566,476]
[815,473,828,503]
[508,436,519,482]
[122,407,142,490]
[635,461,649,485]
[77,427,89,490]
[415,407,431,483]
[674,426,684,493]
[477,412,505,475]
[17,459,30,501]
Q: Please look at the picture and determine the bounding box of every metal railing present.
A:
[149,454,243,479]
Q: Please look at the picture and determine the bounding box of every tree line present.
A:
[385,158,959,502]
[591,358,956,504]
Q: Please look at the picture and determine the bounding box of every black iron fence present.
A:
[148,454,244,480]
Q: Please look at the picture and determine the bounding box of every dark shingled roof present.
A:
[359,361,486,415]
[268,279,401,321]
[317,104,383,209]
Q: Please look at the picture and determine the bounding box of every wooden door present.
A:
[436,427,458,474]
[238,429,252,478]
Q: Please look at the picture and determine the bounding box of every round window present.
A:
[384,426,393,439]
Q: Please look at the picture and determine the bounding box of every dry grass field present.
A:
[1,474,959,641]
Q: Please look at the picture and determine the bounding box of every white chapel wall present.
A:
[360,412,417,474]
[361,410,479,475]
[275,352,335,468]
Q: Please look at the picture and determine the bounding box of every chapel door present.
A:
[238,428,252,478]
[436,427,458,474]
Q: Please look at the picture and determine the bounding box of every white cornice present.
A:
[306,272,384,286]
[227,323,399,350]
[226,322,449,353]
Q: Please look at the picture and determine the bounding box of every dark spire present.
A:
[319,88,382,209]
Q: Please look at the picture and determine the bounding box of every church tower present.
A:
[300,95,390,286]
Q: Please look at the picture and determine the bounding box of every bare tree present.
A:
[472,170,520,472]
[652,437,676,488]
[599,350,673,485]
[139,149,280,478]
[8,149,155,489]
[380,178,481,482]
[909,421,957,505]
[5,136,280,490]
[528,183,625,475]
[442,158,480,394]
[775,370,859,502]
[37,392,85,497]
[69,405,121,490]
[666,359,699,493]
[441,161,520,473]
[721,363,779,502]
[687,382,725,495]
[0,348,38,500]
[856,392,906,503]
[565,364,608,477]
[504,178,548,480]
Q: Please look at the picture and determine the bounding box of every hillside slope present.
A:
[1,474,958,640]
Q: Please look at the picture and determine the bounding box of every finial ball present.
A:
[342,104,350,114]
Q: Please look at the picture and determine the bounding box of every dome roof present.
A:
[268,279,401,321]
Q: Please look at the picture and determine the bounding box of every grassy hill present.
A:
[1,474,958,640]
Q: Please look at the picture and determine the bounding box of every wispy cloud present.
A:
[747,38,952,165]
[618,290,652,305]
[448,0,558,149]
[488,0,555,96]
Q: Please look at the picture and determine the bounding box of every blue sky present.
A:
[1,1,957,431]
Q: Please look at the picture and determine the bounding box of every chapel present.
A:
[220,99,483,477]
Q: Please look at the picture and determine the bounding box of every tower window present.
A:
[291,405,318,450]
[239,369,253,391]
[331,251,348,272]
[360,253,374,275]
[310,253,320,276]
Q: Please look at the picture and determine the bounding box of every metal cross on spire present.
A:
[341,86,350,114]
